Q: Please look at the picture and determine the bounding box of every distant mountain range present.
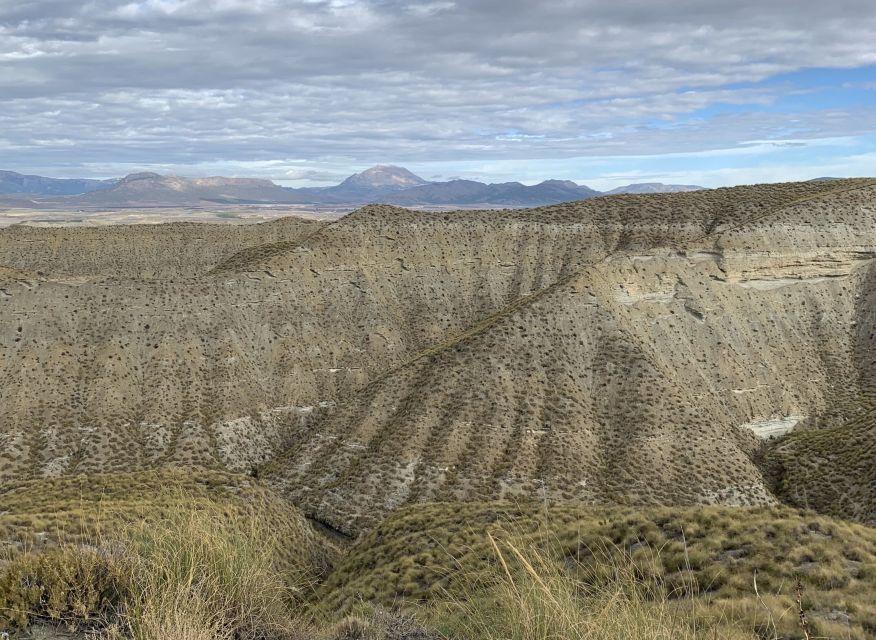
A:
[67,172,302,207]
[0,170,116,197]
[0,165,705,208]
[380,178,602,206]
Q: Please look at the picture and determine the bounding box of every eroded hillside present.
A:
[2,179,875,534]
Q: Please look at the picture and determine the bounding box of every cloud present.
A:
[579,151,876,191]
[0,0,875,182]
[283,167,348,182]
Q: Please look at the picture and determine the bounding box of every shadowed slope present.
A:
[763,257,876,525]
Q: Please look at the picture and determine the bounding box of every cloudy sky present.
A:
[1,0,875,189]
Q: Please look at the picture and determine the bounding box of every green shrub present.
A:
[0,545,127,630]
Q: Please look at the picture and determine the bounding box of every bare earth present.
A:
[2,179,875,537]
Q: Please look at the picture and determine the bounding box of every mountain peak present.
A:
[121,172,164,182]
[340,165,429,191]
[538,179,579,188]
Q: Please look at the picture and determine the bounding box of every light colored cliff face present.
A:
[1,179,875,532]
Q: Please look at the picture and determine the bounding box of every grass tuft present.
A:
[115,496,304,640]
[0,484,316,639]
[436,528,755,640]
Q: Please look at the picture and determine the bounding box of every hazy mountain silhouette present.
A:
[0,165,706,208]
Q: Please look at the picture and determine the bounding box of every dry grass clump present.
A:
[0,545,126,630]
[111,499,306,640]
[0,470,334,575]
[326,606,437,640]
[319,502,876,639]
[439,532,755,640]
[0,474,331,638]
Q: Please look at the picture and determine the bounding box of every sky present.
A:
[1,0,875,190]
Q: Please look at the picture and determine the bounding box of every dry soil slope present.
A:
[0,198,653,480]
[763,256,876,524]
[266,180,876,534]
[0,186,746,480]
[0,216,323,279]
[2,181,874,512]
